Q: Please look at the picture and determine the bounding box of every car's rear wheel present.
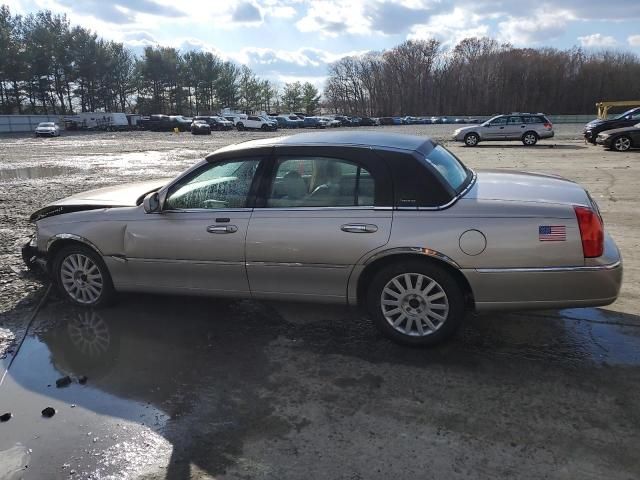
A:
[464,133,479,147]
[522,131,538,146]
[53,245,114,307]
[236,123,244,131]
[367,262,465,346]
[612,135,632,152]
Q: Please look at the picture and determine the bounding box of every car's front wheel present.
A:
[522,131,538,146]
[464,133,479,147]
[612,135,632,152]
[367,262,465,346]
[53,245,114,307]
[236,123,244,131]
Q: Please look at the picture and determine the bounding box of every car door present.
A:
[505,116,525,139]
[245,152,392,301]
[483,116,508,139]
[120,158,263,295]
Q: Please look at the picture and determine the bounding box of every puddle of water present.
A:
[0,166,81,181]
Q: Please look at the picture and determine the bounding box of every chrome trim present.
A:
[259,206,385,212]
[47,233,103,256]
[395,169,477,211]
[363,247,462,269]
[162,208,254,214]
[247,261,347,269]
[475,260,621,274]
[125,257,242,266]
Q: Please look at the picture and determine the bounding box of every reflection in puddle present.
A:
[0,166,81,180]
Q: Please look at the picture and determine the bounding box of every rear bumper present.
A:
[466,233,623,311]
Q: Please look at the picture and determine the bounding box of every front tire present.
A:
[366,262,465,346]
[612,135,632,152]
[522,131,538,146]
[53,245,114,307]
[236,123,244,131]
[464,133,479,147]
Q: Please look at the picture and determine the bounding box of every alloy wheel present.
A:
[60,253,104,305]
[614,136,631,151]
[380,273,449,337]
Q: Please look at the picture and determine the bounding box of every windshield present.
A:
[39,122,54,127]
[424,145,469,192]
[616,108,639,119]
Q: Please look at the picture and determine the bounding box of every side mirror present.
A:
[143,192,161,213]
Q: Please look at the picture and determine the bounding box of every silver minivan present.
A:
[452,113,554,146]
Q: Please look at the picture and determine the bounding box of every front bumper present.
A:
[22,237,47,272]
[596,136,611,147]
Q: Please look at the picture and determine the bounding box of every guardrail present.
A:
[0,115,64,133]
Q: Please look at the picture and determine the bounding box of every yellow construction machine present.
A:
[596,101,640,119]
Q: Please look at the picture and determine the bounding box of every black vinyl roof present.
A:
[206,131,435,160]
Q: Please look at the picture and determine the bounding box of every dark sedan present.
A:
[596,123,640,151]
[584,107,640,144]
[190,120,211,135]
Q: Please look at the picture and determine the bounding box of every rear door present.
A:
[246,150,392,301]
[504,115,525,139]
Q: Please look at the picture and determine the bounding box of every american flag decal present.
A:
[539,225,566,241]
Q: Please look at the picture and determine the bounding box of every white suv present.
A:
[236,115,277,131]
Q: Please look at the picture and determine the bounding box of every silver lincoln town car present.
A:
[23,132,622,345]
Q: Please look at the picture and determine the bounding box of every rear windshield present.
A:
[424,145,469,192]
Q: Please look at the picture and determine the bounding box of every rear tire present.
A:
[612,135,632,152]
[261,124,268,131]
[522,131,538,146]
[464,133,479,147]
[366,261,465,346]
[236,123,244,131]
[53,244,114,308]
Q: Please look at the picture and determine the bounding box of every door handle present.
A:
[521,125,525,128]
[341,224,378,233]
[207,225,238,234]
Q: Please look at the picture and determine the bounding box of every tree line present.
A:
[0,6,321,115]
[324,37,640,116]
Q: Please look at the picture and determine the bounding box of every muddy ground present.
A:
[0,125,639,479]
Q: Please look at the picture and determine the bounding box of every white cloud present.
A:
[578,33,618,47]
[629,35,640,47]
[498,11,572,45]
[295,0,370,36]
[408,8,490,47]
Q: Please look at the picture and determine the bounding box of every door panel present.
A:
[246,209,391,299]
[122,210,251,293]
[504,116,525,139]
[118,158,262,294]
[484,117,508,139]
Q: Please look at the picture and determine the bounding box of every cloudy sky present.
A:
[4,0,640,88]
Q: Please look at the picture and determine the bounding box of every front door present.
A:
[246,155,392,301]
[484,116,508,139]
[121,158,262,295]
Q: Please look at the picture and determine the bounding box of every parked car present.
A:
[321,117,341,128]
[194,116,233,131]
[360,117,377,126]
[169,116,192,132]
[23,131,621,346]
[584,107,640,144]
[379,117,394,126]
[139,114,172,131]
[190,120,211,135]
[35,122,61,137]
[303,116,329,128]
[333,115,352,127]
[596,123,640,151]
[453,113,554,147]
[236,115,277,131]
[275,116,299,129]
[454,118,467,124]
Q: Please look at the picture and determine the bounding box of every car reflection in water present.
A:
[14,294,640,478]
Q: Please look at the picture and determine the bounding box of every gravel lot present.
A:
[1,124,639,479]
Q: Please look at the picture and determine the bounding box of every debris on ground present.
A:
[55,376,72,388]
[41,407,56,418]
[0,412,11,422]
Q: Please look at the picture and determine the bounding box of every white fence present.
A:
[0,115,64,133]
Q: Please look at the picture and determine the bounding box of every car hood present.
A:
[30,178,171,221]
[585,119,605,127]
[598,125,639,135]
[462,169,591,206]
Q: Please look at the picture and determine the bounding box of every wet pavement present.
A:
[1,292,640,479]
[1,126,640,478]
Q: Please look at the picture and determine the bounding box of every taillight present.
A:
[574,206,603,258]
[543,122,552,130]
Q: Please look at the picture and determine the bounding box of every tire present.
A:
[261,124,268,131]
[464,133,479,147]
[612,135,632,152]
[52,244,114,307]
[366,261,465,346]
[236,123,244,131]
[522,131,538,146]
